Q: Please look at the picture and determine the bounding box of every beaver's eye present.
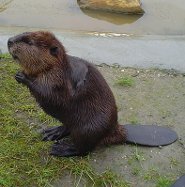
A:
[27,39,34,45]
[50,46,58,56]
[28,41,33,45]
[23,38,33,45]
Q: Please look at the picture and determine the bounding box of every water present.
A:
[0,0,185,35]
[1,0,185,71]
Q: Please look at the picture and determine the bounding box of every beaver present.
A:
[7,31,126,157]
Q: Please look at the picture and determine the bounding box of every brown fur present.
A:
[8,31,126,156]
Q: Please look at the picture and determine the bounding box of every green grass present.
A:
[143,168,173,187]
[0,55,129,187]
[116,76,134,87]
[156,176,173,187]
[129,115,138,125]
[0,53,11,59]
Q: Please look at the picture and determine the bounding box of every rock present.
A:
[79,8,142,25]
[77,0,144,14]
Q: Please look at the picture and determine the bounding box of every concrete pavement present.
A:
[1,28,185,72]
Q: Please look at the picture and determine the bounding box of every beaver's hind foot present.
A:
[42,126,70,141]
[50,141,87,157]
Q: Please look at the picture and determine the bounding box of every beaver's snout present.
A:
[7,36,18,50]
[7,37,17,59]
[8,32,31,50]
[7,37,15,49]
[7,36,21,61]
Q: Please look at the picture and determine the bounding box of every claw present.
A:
[42,126,70,141]
[50,142,80,157]
[15,72,28,84]
[42,131,62,141]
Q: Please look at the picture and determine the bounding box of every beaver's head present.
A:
[8,31,66,75]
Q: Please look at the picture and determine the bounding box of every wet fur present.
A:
[8,31,126,156]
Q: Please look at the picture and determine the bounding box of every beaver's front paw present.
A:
[15,72,28,85]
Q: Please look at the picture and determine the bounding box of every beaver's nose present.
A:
[7,38,14,48]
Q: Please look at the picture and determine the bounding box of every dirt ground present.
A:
[54,65,185,187]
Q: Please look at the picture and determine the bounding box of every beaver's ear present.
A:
[50,46,58,56]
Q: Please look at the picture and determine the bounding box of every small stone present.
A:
[132,71,139,77]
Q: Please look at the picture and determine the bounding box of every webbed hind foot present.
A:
[42,126,70,141]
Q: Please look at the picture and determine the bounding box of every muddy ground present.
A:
[54,65,185,187]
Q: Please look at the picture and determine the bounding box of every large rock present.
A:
[77,0,144,14]
[80,8,142,25]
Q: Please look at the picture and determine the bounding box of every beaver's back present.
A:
[67,55,118,129]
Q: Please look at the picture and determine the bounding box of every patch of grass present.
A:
[0,53,11,59]
[127,147,145,177]
[143,168,173,187]
[95,170,130,187]
[169,157,179,168]
[0,57,130,187]
[143,168,159,181]
[156,176,173,187]
[133,148,145,162]
[129,116,139,125]
[116,76,134,87]
[131,167,140,176]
